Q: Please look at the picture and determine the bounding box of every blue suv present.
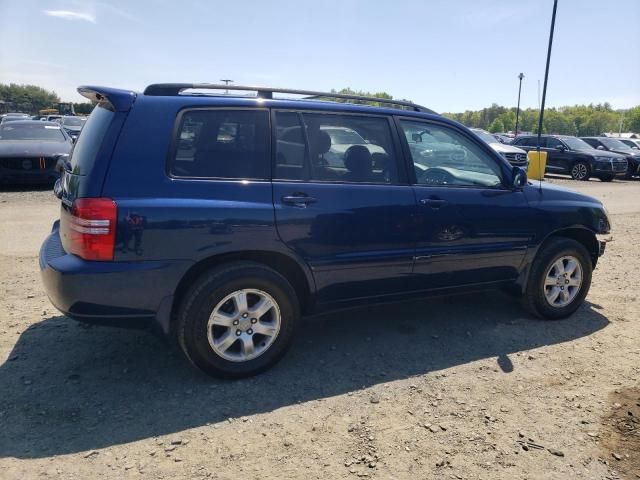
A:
[40,84,612,378]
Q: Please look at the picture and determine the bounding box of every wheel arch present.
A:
[516,226,599,293]
[167,250,315,335]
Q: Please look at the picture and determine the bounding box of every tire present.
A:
[570,161,591,181]
[600,175,614,182]
[177,262,299,378]
[523,238,592,320]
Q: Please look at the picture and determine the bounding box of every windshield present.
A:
[323,128,366,145]
[62,117,85,127]
[560,137,593,150]
[472,130,498,144]
[0,123,66,141]
[599,137,632,150]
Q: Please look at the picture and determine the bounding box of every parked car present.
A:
[45,115,62,122]
[512,135,627,181]
[0,120,72,184]
[0,115,31,125]
[471,128,528,170]
[580,136,640,179]
[59,115,86,141]
[494,133,513,144]
[40,84,612,378]
[618,138,640,150]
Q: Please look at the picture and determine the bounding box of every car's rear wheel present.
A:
[570,161,590,181]
[177,262,299,378]
[523,238,592,320]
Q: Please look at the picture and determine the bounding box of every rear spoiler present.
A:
[77,86,136,112]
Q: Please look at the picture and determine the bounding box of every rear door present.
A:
[272,110,416,303]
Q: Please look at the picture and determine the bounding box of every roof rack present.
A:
[143,83,435,114]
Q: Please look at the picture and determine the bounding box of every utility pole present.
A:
[220,79,233,94]
[515,73,524,136]
[536,0,558,151]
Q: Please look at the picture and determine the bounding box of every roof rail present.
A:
[142,83,435,114]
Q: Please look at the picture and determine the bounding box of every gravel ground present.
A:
[0,177,638,480]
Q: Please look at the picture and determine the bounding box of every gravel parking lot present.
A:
[0,178,638,480]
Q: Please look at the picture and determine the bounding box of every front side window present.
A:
[546,137,564,149]
[400,120,503,188]
[274,111,399,184]
[170,109,269,179]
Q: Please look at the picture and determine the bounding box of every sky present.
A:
[0,0,639,112]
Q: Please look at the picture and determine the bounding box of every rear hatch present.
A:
[56,86,135,260]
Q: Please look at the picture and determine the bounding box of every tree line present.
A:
[0,83,94,115]
[442,103,640,136]
[3,83,639,135]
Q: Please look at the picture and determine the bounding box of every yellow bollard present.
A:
[527,151,547,180]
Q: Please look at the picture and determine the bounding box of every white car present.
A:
[471,128,529,170]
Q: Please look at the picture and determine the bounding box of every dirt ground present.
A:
[0,177,638,480]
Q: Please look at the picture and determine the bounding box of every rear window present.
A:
[69,105,114,175]
[170,109,270,180]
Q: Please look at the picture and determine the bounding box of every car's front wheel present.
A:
[177,262,299,378]
[570,161,591,181]
[523,238,592,320]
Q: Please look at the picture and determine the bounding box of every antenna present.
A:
[536,0,558,194]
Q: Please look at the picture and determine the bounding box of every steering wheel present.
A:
[417,167,455,185]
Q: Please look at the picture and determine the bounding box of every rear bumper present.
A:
[39,224,192,334]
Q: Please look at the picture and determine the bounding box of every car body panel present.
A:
[39,86,612,333]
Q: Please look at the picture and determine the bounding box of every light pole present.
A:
[515,73,524,137]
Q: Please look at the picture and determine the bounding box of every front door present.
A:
[396,118,533,290]
[272,110,416,303]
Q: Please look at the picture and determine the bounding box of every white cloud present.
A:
[43,10,96,23]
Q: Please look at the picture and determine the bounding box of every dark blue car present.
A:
[40,84,612,378]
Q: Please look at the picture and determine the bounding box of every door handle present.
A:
[281,194,317,208]
[420,198,446,209]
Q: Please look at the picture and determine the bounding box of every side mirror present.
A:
[512,166,527,189]
[412,133,423,143]
[597,145,605,150]
[556,144,566,151]
[53,178,63,199]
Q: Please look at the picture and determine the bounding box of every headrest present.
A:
[344,145,372,174]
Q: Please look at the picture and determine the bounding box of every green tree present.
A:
[488,118,504,133]
[0,83,60,114]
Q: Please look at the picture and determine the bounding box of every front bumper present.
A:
[39,223,192,333]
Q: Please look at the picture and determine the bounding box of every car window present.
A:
[582,138,599,148]
[400,120,503,188]
[170,109,270,180]
[69,106,114,175]
[274,111,399,184]
[546,137,563,149]
[0,123,66,141]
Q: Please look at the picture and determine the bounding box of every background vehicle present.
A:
[580,136,640,179]
[59,116,86,141]
[0,114,30,125]
[0,120,71,184]
[471,128,528,170]
[40,84,611,378]
[512,134,627,181]
[619,138,640,150]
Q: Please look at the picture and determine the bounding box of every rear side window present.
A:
[170,109,270,180]
[69,105,114,175]
[274,111,399,184]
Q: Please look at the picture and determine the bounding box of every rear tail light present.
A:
[64,198,117,261]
